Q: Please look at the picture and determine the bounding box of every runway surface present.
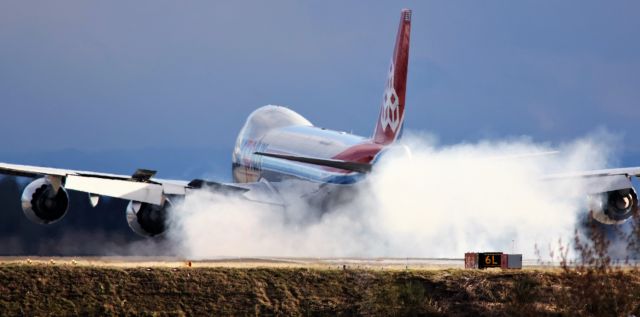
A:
[0,256,545,269]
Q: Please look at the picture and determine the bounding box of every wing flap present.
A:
[65,175,165,205]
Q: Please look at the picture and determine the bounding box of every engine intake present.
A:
[589,188,638,225]
[21,178,69,224]
[126,199,172,237]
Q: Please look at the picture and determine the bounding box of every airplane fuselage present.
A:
[232,105,384,185]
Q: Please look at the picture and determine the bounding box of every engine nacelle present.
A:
[589,188,638,225]
[126,199,172,237]
[21,177,69,224]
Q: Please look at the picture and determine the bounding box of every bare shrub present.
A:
[550,212,640,316]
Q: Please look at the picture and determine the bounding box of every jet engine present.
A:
[21,177,69,224]
[126,199,172,237]
[589,188,638,225]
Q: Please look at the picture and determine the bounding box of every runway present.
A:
[0,256,545,269]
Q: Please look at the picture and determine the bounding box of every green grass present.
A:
[0,264,639,316]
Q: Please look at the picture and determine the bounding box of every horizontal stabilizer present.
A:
[254,152,372,173]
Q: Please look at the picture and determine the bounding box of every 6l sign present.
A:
[478,252,502,269]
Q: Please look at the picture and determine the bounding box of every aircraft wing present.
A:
[542,166,640,195]
[0,161,267,206]
[543,167,640,179]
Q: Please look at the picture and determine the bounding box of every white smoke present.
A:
[168,131,620,259]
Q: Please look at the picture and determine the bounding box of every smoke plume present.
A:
[168,131,619,259]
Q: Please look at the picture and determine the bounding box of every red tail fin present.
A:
[373,9,411,145]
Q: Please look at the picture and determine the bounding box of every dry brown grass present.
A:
[0,263,639,316]
[518,211,640,317]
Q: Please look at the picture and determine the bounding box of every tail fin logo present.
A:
[380,62,400,132]
[372,9,410,145]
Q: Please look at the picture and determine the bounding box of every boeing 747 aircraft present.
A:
[0,9,639,236]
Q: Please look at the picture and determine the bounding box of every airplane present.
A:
[0,9,639,237]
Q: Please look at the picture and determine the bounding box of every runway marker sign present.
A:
[465,252,523,269]
[478,252,502,269]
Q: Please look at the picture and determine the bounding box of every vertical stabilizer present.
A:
[373,9,411,145]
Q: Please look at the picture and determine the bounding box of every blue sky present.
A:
[1,1,639,178]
